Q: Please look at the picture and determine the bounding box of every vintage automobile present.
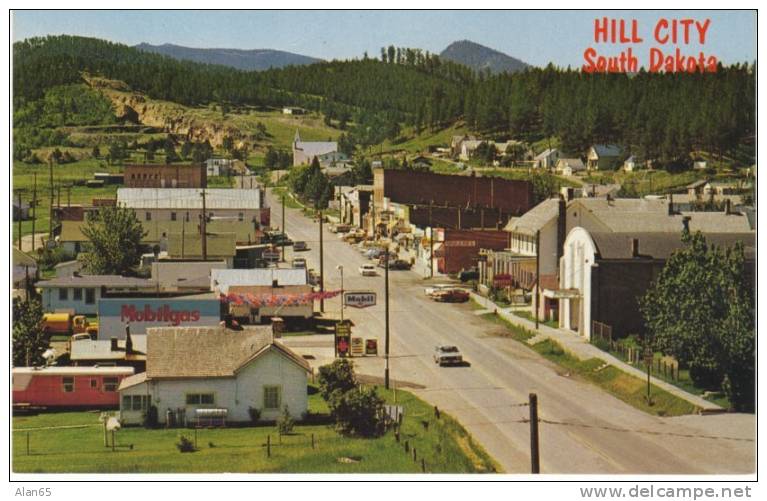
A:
[433,345,464,366]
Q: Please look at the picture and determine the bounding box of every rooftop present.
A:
[505,198,560,234]
[13,366,135,375]
[591,144,623,157]
[145,326,310,379]
[36,275,156,289]
[212,268,308,293]
[117,188,262,210]
[167,232,237,258]
[590,232,756,260]
[70,335,148,361]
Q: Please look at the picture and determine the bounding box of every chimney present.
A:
[682,216,691,233]
[110,337,118,352]
[631,238,639,258]
[668,193,674,215]
[125,323,133,355]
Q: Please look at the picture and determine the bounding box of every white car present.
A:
[433,345,463,366]
[424,284,456,296]
[359,264,377,276]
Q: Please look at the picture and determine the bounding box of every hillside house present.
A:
[555,158,585,176]
[292,130,338,166]
[534,148,560,169]
[586,145,623,171]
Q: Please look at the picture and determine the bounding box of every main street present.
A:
[266,189,755,474]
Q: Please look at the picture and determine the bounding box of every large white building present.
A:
[118,326,311,425]
[211,268,308,294]
[292,131,338,166]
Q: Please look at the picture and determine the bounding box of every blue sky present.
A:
[12,10,756,67]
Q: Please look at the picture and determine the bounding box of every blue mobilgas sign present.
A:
[97,298,221,339]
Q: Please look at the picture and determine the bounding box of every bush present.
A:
[330,386,386,438]
[247,406,261,424]
[176,435,196,453]
[276,406,295,435]
[318,359,357,400]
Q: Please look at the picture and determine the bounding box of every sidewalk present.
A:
[469,292,723,413]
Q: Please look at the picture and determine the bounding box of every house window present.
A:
[73,288,83,301]
[186,393,214,405]
[171,212,177,221]
[127,395,151,411]
[62,377,74,393]
[263,386,281,410]
[58,288,68,301]
[103,377,119,392]
[90,379,98,389]
[145,212,152,221]
[85,288,96,305]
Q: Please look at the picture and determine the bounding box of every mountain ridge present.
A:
[134,42,323,71]
[439,40,530,74]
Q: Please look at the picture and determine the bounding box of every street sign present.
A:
[351,337,365,356]
[365,339,378,356]
[336,322,351,358]
[344,291,377,309]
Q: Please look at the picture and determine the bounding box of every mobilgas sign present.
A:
[97,298,221,339]
[344,291,377,309]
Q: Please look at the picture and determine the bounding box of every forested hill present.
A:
[135,43,322,71]
[440,40,530,74]
[14,35,755,164]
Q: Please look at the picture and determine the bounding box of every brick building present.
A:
[434,229,508,274]
[124,164,207,188]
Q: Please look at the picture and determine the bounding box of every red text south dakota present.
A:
[582,18,719,73]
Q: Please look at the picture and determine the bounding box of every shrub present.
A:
[276,406,295,435]
[318,359,357,400]
[247,406,261,424]
[330,386,386,438]
[176,435,196,453]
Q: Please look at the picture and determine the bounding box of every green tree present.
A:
[79,205,146,275]
[13,298,47,367]
[317,359,357,400]
[330,386,386,437]
[640,232,754,410]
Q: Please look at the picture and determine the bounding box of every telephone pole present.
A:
[384,250,391,389]
[16,193,22,250]
[31,174,37,252]
[319,210,325,313]
[281,192,286,262]
[429,201,434,278]
[48,157,54,240]
[201,188,207,261]
[529,393,540,474]
[535,229,540,330]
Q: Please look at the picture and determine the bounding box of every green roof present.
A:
[167,232,236,258]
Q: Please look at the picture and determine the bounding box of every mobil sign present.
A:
[97,298,221,340]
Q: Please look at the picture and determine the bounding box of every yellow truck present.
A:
[42,313,98,338]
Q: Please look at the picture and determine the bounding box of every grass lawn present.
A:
[12,385,498,474]
[512,309,558,329]
[473,301,699,417]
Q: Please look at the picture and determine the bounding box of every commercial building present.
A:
[118,325,311,425]
[555,228,755,341]
[97,296,222,340]
[37,275,158,315]
[211,268,308,295]
[70,334,147,372]
[292,130,338,166]
[433,229,508,275]
[124,164,206,188]
[117,188,269,228]
[13,366,135,410]
[227,284,314,324]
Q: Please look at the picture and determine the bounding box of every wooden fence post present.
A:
[421,458,426,472]
[413,447,417,461]
[26,431,30,456]
[267,435,271,458]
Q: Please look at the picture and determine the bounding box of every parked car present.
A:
[292,258,307,269]
[432,289,470,303]
[424,284,456,296]
[330,223,351,233]
[378,258,411,270]
[365,248,387,259]
[293,241,308,252]
[433,345,463,366]
[359,264,377,276]
[308,269,320,286]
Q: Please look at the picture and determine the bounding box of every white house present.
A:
[118,326,311,425]
[211,268,308,294]
[534,148,560,169]
[37,275,157,315]
[292,130,338,166]
[555,158,585,176]
[586,144,623,171]
[205,158,234,177]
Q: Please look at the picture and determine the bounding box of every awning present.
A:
[543,288,581,299]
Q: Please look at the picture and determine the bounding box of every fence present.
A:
[591,321,612,345]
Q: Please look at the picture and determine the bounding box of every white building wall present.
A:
[120,349,308,425]
[558,227,597,340]
[42,287,101,315]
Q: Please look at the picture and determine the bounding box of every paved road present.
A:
[267,190,755,475]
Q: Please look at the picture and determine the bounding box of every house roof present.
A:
[36,275,156,289]
[535,148,557,160]
[143,220,257,244]
[70,335,148,361]
[145,326,310,379]
[211,268,308,294]
[167,232,237,258]
[686,179,708,189]
[505,198,559,235]
[295,141,338,159]
[571,198,755,233]
[117,188,262,210]
[590,232,755,260]
[118,371,148,391]
[591,144,623,157]
[557,158,585,169]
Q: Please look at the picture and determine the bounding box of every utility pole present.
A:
[201,189,207,261]
[57,185,61,209]
[529,393,540,474]
[319,210,325,313]
[429,201,434,278]
[48,157,54,241]
[535,229,540,330]
[16,193,22,250]
[281,191,286,262]
[384,250,391,389]
[31,174,37,253]
[67,184,71,207]
[181,214,186,259]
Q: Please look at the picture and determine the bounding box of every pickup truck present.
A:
[43,313,98,337]
[433,345,463,366]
